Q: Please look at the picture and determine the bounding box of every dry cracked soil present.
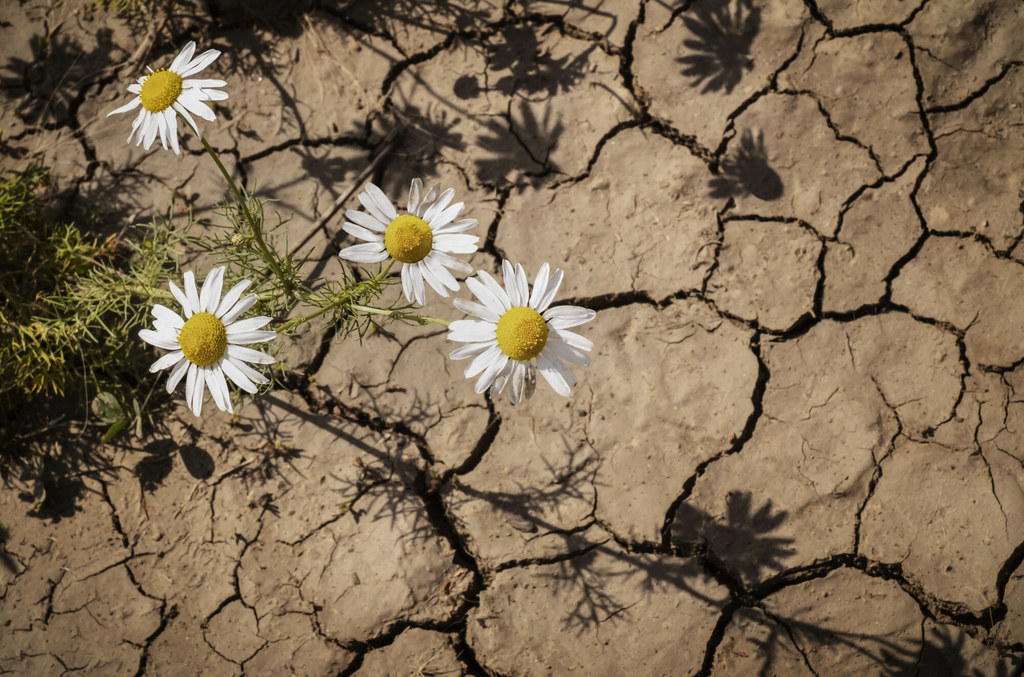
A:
[2,0,1024,675]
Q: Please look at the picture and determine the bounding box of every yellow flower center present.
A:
[496,307,549,361]
[177,312,227,367]
[384,215,433,264]
[140,69,183,113]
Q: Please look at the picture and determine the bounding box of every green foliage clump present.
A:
[0,163,186,453]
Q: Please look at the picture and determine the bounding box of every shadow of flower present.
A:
[676,0,761,95]
[708,128,783,201]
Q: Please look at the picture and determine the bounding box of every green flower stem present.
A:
[276,260,399,333]
[276,299,450,333]
[276,299,342,333]
[350,305,450,327]
[199,136,291,291]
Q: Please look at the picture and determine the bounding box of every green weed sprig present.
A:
[0,163,193,452]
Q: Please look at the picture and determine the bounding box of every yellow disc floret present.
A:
[140,69,184,113]
[496,307,549,361]
[178,312,228,367]
[384,215,433,263]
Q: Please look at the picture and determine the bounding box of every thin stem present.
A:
[276,299,342,333]
[199,136,291,290]
[349,305,449,326]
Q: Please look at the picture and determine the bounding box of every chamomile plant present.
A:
[103,39,596,418]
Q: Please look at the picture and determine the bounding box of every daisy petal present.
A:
[107,97,141,117]
[215,279,252,318]
[465,344,502,378]
[533,268,564,312]
[476,270,512,312]
[139,328,180,351]
[490,361,515,399]
[220,293,258,325]
[418,257,451,297]
[363,183,398,222]
[544,305,596,328]
[423,188,455,224]
[453,298,502,323]
[529,263,550,310]
[509,361,528,404]
[416,184,441,217]
[220,357,257,394]
[179,48,221,78]
[185,362,197,401]
[537,352,575,396]
[197,87,228,101]
[464,277,504,315]
[127,110,145,145]
[227,356,270,385]
[339,242,389,263]
[169,41,197,73]
[166,357,190,393]
[433,217,478,235]
[164,108,180,155]
[149,351,185,372]
[172,101,202,136]
[168,281,192,317]
[432,233,479,255]
[191,365,206,416]
[199,266,225,313]
[425,256,460,291]
[226,316,273,335]
[142,113,159,149]
[342,222,384,243]
[227,344,275,365]
[151,304,185,330]
[409,263,427,306]
[408,177,422,214]
[428,250,474,276]
[345,208,388,232]
[429,202,465,230]
[447,319,497,343]
[449,341,493,361]
[513,263,530,308]
[177,92,216,121]
[154,108,168,150]
[227,330,278,345]
[206,366,232,413]
[475,350,509,394]
[545,339,590,366]
[182,78,227,89]
[183,271,201,314]
[401,263,425,306]
[501,261,521,306]
[551,327,595,352]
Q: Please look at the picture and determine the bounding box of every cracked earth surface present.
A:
[3,0,1024,674]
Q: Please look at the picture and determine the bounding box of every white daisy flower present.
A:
[339,178,479,306]
[139,267,276,417]
[447,261,596,404]
[107,41,228,155]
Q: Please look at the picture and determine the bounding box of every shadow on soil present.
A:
[0,23,117,128]
[135,438,214,489]
[709,128,784,201]
[385,96,562,186]
[482,25,592,98]
[382,18,591,185]
[677,0,761,95]
[331,0,497,42]
[734,607,1024,676]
